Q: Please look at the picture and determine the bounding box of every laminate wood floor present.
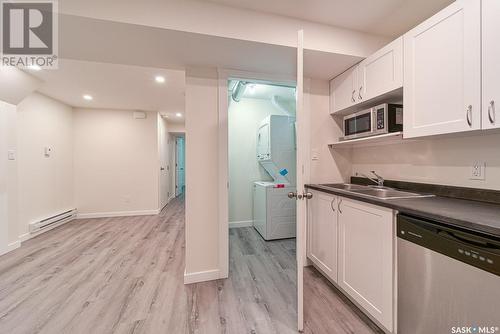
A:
[0,197,382,334]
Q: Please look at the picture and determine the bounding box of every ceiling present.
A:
[230,81,296,101]
[26,59,186,123]
[203,0,453,37]
[59,14,361,81]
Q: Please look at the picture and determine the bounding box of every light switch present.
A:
[311,149,320,161]
[7,150,16,160]
[44,147,52,157]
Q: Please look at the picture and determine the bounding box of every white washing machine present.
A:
[253,181,296,240]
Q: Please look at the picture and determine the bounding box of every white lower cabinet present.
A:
[307,192,395,332]
[307,190,338,282]
[338,197,394,332]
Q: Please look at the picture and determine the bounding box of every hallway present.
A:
[0,197,381,334]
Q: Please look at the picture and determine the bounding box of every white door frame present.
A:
[175,135,185,196]
[217,68,297,277]
[217,44,310,330]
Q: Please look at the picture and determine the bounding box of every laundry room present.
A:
[227,79,298,323]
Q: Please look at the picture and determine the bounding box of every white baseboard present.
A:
[18,233,31,242]
[229,220,254,228]
[0,240,21,256]
[184,269,221,284]
[76,209,161,219]
[19,216,76,243]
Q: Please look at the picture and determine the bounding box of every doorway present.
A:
[175,136,185,196]
[227,78,298,332]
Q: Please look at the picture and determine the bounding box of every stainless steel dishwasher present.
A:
[397,214,500,334]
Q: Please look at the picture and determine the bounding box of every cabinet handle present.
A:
[338,198,343,214]
[488,100,496,124]
[351,90,356,103]
[358,86,363,100]
[466,105,472,127]
[330,199,336,212]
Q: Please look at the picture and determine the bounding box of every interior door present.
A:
[295,29,306,332]
[158,117,169,209]
[176,137,185,196]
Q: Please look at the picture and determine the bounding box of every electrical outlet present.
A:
[470,161,485,180]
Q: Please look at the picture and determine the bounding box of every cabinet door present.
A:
[307,190,338,282]
[482,0,500,130]
[357,37,403,103]
[403,0,481,138]
[330,66,357,114]
[338,198,394,331]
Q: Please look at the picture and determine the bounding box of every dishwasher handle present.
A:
[438,230,500,254]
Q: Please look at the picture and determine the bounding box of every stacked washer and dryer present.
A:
[253,115,297,241]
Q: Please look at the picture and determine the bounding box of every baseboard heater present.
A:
[29,209,77,233]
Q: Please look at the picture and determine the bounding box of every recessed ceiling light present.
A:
[28,65,42,71]
[175,113,182,117]
[83,94,93,101]
[248,84,256,94]
[155,76,166,83]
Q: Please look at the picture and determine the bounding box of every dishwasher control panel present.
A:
[397,214,500,277]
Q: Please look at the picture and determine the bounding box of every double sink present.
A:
[321,183,435,200]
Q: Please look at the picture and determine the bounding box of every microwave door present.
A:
[344,112,373,140]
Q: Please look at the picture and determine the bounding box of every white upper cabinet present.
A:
[482,0,500,130]
[403,0,481,138]
[357,37,403,103]
[330,38,403,114]
[307,190,338,283]
[330,66,357,113]
[338,197,394,332]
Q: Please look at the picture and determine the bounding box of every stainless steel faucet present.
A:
[359,170,384,187]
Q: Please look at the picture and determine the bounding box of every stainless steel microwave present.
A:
[341,103,403,141]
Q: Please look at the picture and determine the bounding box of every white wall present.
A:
[185,68,220,278]
[351,132,500,190]
[0,67,41,105]
[307,79,350,184]
[168,122,185,133]
[17,93,74,239]
[0,101,18,253]
[74,108,159,217]
[228,97,292,224]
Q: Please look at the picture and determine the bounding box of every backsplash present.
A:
[351,132,500,190]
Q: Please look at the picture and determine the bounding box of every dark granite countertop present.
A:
[306,183,500,238]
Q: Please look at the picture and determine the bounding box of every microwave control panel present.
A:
[376,108,385,130]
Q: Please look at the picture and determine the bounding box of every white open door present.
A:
[295,30,306,332]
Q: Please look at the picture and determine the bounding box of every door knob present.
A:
[288,192,297,199]
[160,167,165,171]
[304,192,313,200]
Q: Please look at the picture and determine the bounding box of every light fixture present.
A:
[83,94,93,101]
[27,65,42,71]
[175,112,182,117]
[155,75,166,83]
[248,84,256,94]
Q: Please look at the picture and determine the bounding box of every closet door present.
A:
[482,0,500,129]
[403,0,481,138]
